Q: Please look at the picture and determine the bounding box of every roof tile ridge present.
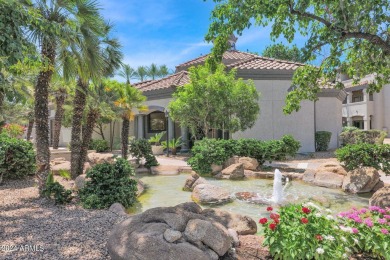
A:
[227,56,258,68]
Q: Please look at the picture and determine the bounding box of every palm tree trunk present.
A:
[26,118,34,141]
[35,39,56,194]
[121,117,130,159]
[52,89,66,149]
[70,79,87,179]
[78,108,99,176]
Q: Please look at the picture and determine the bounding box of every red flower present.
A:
[259,218,268,225]
[301,218,309,224]
[302,207,311,214]
[315,234,323,241]
[273,218,280,224]
[266,206,273,212]
[270,213,280,220]
[269,223,277,231]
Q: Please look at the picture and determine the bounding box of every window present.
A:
[369,93,374,101]
[342,96,347,104]
[148,111,166,132]
[351,90,364,103]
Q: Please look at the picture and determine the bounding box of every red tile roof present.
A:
[227,56,303,70]
[133,71,189,92]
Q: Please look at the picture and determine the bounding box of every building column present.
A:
[137,115,144,139]
[180,126,189,153]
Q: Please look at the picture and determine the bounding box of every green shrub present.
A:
[88,139,109,152]
[188,135,301,174]
[342,126,359,132]
[335,143,390,175]
[2,123,25,138]
[261,204,390,259]
[340,129,387,146]
[315,131,332,151]
[0,133,36,183]
[79,158,138,209]
[43,173,72,204]
[129,139,158,168]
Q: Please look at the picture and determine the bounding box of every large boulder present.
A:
[87,152,114,166]
[51,161,71,175]
[74,174,88,190]
[342,167,381,193]
[302,162,346,189]
[131,178,145,196]
[223,156,240,169]
[51,157,68,165]
[192,184,234,205]
[238,157,259,171]
[107,202,256,260]
[109,203,128,216]
[236,235,270,260]
[219,163,245,180]
[183,172,200,191]
[369,186,390,208]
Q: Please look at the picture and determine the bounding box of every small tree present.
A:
[262,43,306,63]
[168,64,259,139]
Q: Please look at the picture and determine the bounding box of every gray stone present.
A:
[83,162,91,174]
[184,219,231,256]
[228,228,240,247]
[313,171,344,189]
[163,229,182,243]
[238,157,259,171]
[302,169,316,183]
[223,156,240,169]
[51,161,71,175]
[109,203,127,216]
[211,164,223,174]
[192,184,233,205]
[87,152,114,166]
[74,174,88,190]
[221,163,245,180]
[342,167,380,193]
[369,186,390,208]
[183,172,200,191]
[191,177,208,190]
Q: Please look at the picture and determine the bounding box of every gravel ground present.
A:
[0,177,127,260]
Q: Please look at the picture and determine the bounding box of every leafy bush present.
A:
[188,135,300,174]
[0,133,36,183]
[79,158,138,209]
[261,204,390,259]
[148,131,166,146]
[336,143,390,175]
[129,139,158,168]
[88,139,109,153]
[315,131,332,151]
[1,123,25,138]
[43,173,72,204]
[340,129,387,146]
[342,126,359,132]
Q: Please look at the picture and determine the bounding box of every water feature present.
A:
[129,173,370,223]
[271,169,284,204]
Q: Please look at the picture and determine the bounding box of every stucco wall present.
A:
[232,80,316,153]
[315,97,343,149]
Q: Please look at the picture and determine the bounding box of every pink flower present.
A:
[353,217,363,223]
[369,206,381,212]
[378,218,387,225]
[352,228,359,234]
[379,209,386,214]
[266,206,273,212]
[364,218,373,227]
[381,229,389,235]
[359,208,367,214]
[384,215,390,220]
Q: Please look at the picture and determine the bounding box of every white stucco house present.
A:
[130,50,346,153]
[341,74,390,135]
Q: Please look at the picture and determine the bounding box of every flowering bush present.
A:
[2,123,25,138]
[261,204,390,259]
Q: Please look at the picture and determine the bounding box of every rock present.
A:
[183,172,200,191]
[131,178,145,196]
[184,219,231,256]
[302,169,316,183]
[228,228,240,247]
[369,186,390,208]
[313,171,344,189]
[51,157,67,165]
[201,208,257,235]
[163,229,182,243]
[211,164,223,174]
[87,152,114,166]
[236,235,270,260]
[223,156,240,169]
[244,170,274,179]
[191,177,209,190]
[127,158,139,168]
[220,163,245,180]
[51,161,71,175]
[178,166,193,174]
[109,203,128,216]
[372,180,385,192]
[192,184,234,205]
[107,202,240,260]
[235,192,258,201]
[74,174,88,190]
[342,167,380,193]
[238,157,259,171]
[83,162,91,174]
[311,195,331,208]
[316,162,348,176]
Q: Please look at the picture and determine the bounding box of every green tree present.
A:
[168,64,259,139]
[109,79,147,159]
[262,43,306,63]
[158,65,170,78]
[206,0,390,114]
[147,63,159,80]
[136,66,148,82]
[118,64,137,84]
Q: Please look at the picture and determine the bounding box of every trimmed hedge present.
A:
[89,139,109,153]
[339,129,387,146]
[315,131,332,151]
[335,143,390,175]
[0,133,36,183]
[188,135,301,174]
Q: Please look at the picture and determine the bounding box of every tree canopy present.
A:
[168,64,260,139]
[206,0,390,113]
[262,43,306,63]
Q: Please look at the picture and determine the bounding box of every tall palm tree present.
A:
[111,80,146,158]
[147,63,159,80]
[158,65,170,78]
[136,66,148,82]
[30,0,103,193]
[118,64,137,85]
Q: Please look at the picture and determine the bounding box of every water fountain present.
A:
[271,169,284,204]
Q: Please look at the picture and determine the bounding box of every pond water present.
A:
[128,173,370,223]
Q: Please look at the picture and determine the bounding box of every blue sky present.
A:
[100,0,308,74]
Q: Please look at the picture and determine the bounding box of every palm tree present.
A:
[118,64,137,85]
[29,0,103,193]
[147,63,159,80]
[136,66,148,82]
[158,65,170,78]
[112,80,146,159]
